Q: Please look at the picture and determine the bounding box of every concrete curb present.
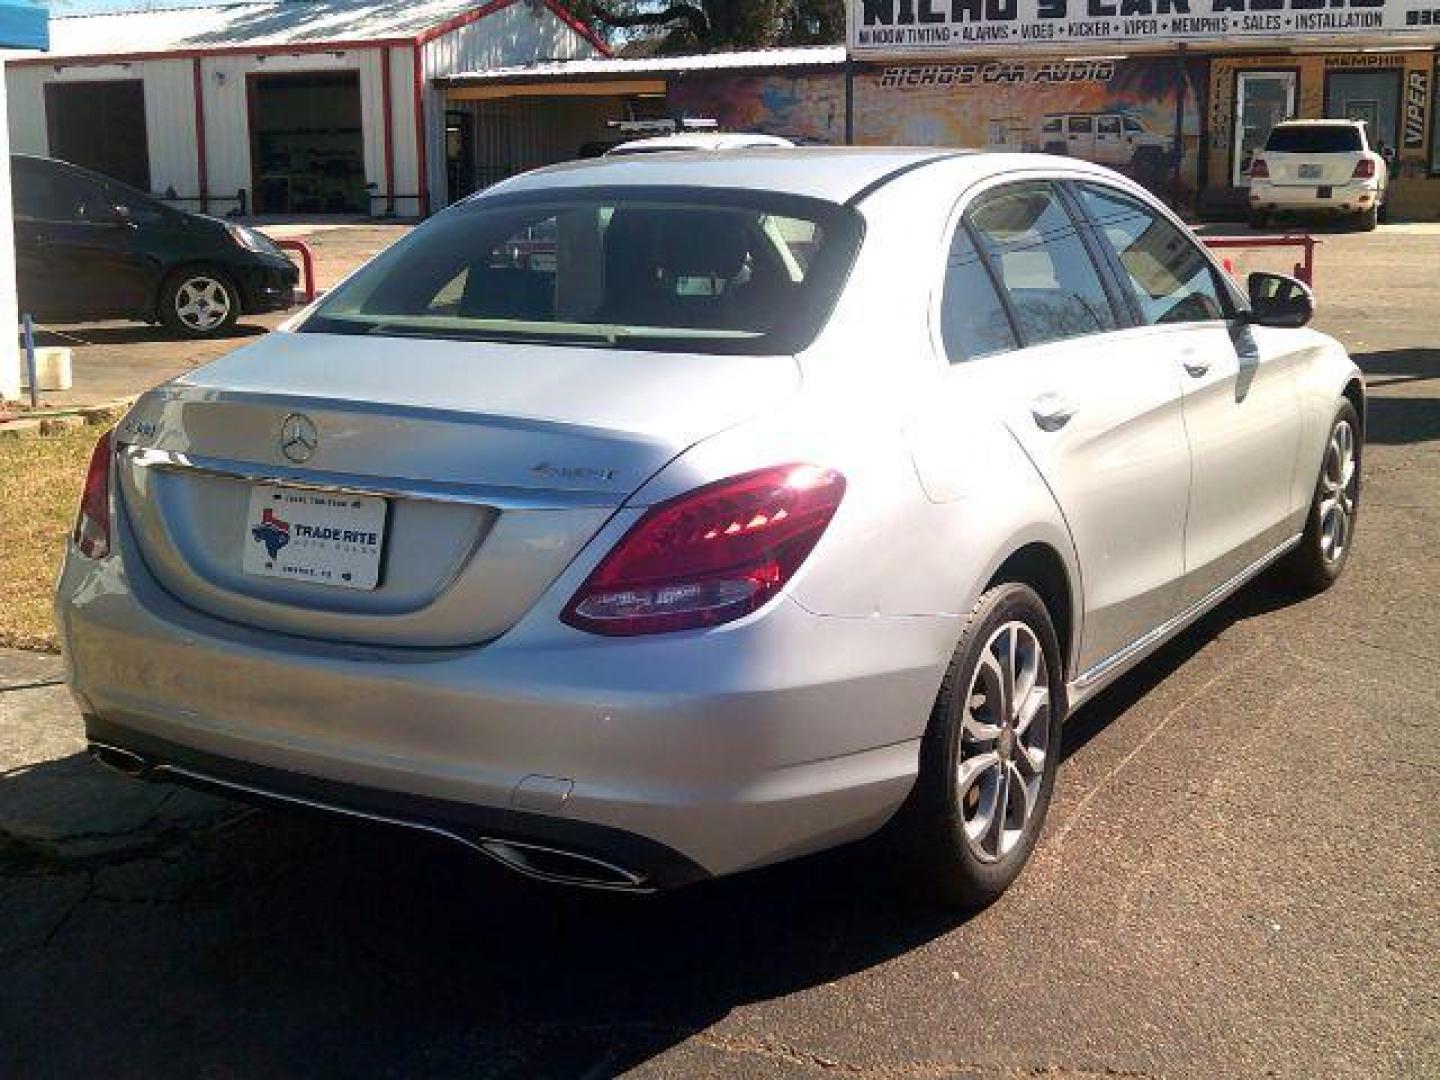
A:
[0,397,135,438]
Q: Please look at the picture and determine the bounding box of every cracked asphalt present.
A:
[2,226,1437,1079]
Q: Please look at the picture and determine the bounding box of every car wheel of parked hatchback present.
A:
[1281,399,1362,593]
[161,267,240,338]
[1355,206,1379,232]
[894,583,1065,910]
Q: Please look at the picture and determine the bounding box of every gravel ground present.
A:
[1,223,1436,1079]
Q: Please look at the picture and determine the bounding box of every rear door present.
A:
[1072,180,1301,601]
[944,178,1192,674]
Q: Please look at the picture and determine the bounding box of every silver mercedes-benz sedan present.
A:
[57,149,1363,907]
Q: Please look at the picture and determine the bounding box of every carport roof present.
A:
[4,0,607,62]
[440,45,847,86]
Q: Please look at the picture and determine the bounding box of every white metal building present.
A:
[4,0,606,219]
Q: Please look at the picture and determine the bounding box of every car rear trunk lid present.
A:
[114,330,798,647]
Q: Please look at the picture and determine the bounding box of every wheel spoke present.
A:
[983,760,1011,857]
[958,750,1000,797]
[1014,684,1048,738]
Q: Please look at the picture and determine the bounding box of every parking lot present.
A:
[1,222,1437,1078]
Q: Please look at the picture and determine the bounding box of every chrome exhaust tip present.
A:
[480,839,650,892]
[88,742,151,779]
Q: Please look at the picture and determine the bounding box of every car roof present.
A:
[485,147,980,205]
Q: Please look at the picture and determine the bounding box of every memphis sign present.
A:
[850,0,1440,55]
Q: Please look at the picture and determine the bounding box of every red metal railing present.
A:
[1201,234,1318,287]
[274,239,317,303]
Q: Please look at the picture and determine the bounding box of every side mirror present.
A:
[1245,271,1313,329]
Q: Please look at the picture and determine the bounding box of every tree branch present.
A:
[589,1,710,39]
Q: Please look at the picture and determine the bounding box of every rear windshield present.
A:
[301,188,863,354]
[1265,125,1362,153]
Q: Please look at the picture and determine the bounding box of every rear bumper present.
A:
[1248,181,1382,213]
[56,524,952,886]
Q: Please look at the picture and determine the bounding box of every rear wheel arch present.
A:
[985,542,1078,685]
[1342,377,1366,438]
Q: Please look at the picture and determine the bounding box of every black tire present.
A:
[1248,211,1269,230]
[1354,206,1379,232]
[1279,399,1362,594]
[159,266,241,338]
[889,583,1066,910]
[1377,200,1390,224]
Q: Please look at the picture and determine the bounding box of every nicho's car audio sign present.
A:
[850,0,1440,55]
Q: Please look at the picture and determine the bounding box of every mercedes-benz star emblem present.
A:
[279,413,318,463]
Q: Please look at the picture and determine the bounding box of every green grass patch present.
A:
[0,426,101,651]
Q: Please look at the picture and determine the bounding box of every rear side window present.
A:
[966,181,1118,347]
[939,227,1016,361]
[1077,183,1228,326]
[1098,117,1121,136]
[303,190,861,355]
[1265,125,1362,153]
[1069,117,1093,134]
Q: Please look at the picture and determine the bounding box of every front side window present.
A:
[11,160,98,222]
[1124,117,1144,134]
[966,181,1118,348]
[302,191,861,355]
[939,226,1016,362]
[1076,183,1228,326]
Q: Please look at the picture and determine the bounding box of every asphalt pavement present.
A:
[1,224,1436,1079]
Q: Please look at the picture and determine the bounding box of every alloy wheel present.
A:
[1319,418,1357,564]
[174,276,232,332]
[958,620,1051,863]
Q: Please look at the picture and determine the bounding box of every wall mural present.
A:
[855,58,1205,197]
[671,57,1205,200]
[669,74,847,144]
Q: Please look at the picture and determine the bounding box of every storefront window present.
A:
[1325,68,1402,160]
[1432,59,1440,176]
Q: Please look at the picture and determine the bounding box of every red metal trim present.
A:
[381,45,395,215]
[191,57,208,213]
[1202,235,1318,287]
[414,0,519,46]
[543,0,612,56]
[412,42,429,218]
[274,239,316,302]
[8,37,415,67]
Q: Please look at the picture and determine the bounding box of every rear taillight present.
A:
[562,464,846,636]
[1249,157,1269,179]
[72,430,114,559]
[1352,158,1376,180]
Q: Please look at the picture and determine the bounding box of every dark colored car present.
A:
[11,154,299,338]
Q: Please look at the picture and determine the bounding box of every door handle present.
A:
[1181,356,1211,378]
[1031,393,1077,431]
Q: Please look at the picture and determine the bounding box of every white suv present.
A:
[1247,120,1389,231]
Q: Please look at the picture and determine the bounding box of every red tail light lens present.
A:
[1249,158,1269,179]
[562,464,846,636]
[72,430,114,559]
[1352,158,1376,180]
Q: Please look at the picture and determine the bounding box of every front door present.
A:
[1071,179,1302,603]
[1234,71,1297,186]
[11,158,149,321]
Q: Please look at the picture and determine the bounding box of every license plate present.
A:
[242,485,386,590]
[1299,164,1323,180]
[1317,186,1333,199]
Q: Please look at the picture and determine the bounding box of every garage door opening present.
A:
[44,80,151,191]
[249,72,366,215]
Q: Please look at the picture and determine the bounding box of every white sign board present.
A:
[850,0,1440,55]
